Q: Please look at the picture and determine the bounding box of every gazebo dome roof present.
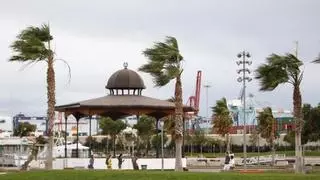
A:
[106,63,146,90]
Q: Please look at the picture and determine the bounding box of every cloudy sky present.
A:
[0,0,319,117]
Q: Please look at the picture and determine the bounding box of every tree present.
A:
[302,104,320,143]
[13,122,36,137]
[255,53,304,172]
[151,134,168,155]
[191,130,206,155]
[249,128,259,152]
[211,97,233,152]
[257,107,277,165]
[133,115,155,155]
[139,36,184,171]
[9,24,70,169]
[99,117,126,157]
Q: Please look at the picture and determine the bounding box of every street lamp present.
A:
[160,120,164,171]
[236,51,252,170]
[203,84,211,133]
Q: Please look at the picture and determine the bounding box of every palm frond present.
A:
[255,53,302,91]
[9,23,52,62]
[140,36,183,87]
[55,58,72,85]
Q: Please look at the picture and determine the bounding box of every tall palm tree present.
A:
[9,24,56,169]
[139,36,184,171]
[211,97,233,152]
[255,53,304,173]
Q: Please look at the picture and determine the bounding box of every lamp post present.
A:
[203,84,211,133]
[236,51,252,170]
[160,120,164,171]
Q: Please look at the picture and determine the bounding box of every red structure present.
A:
[187,70,202,115]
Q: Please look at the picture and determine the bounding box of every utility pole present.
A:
[203,84,211,133]
[236,51,252,170]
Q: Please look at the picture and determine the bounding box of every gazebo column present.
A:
[73,113,82,158]
[89,115,92,157]
[76,118,79,158]
[64,113,68,169]
[155,118,160,158]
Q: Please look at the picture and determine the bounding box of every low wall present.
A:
[53,158,187,170]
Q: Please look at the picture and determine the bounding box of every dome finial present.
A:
[123,62,128,69]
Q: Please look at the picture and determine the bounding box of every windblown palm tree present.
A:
[255,53,304,173]
[139,36,184,171]
[211,97,233,152]
[9,24,65,169]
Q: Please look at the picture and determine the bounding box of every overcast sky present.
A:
[0,0,319,117]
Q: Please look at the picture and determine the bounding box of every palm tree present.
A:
[139,36,184,171]
[211,97,233,152]
[9,24,57,169]
[255,53,304,173]
[257,107,277,165]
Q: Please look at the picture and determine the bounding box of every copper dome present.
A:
[106,63,146,91]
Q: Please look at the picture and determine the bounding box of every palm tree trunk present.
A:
[174,75,183,171]
[45,55,55,170]
[293,85,303,173]
[226,133,230,152]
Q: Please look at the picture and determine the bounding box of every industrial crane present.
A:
[186,70,202,132]
[186,70,202,115]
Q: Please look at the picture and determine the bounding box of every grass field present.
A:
[185,151,320,158]
[1,170,320,180]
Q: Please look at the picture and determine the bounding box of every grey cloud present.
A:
[0,0,320,117]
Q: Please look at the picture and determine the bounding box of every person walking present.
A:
[117,153,125,169]
[106,154,112,169]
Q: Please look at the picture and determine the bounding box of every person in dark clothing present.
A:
[117,153,125,169]
[223,151,230,170]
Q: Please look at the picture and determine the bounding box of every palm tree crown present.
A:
[139,36,183,86]
[255,53,303,91]
[212,97,232,136]
[10,24,53,62]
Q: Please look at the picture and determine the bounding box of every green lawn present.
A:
[186,151,320,158]
[1,170,320,180]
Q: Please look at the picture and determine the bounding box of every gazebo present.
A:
[55,63,193,158]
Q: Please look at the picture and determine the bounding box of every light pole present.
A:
[236,51,252,170]
[203,84,211,133]
[160,120,164,171]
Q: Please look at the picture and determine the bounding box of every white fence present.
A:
[51,158,186,170]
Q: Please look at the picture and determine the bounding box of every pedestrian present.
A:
[117,153,125,169]
[88,155,94,169]
[223,151,230,170]
[105,154,112,169]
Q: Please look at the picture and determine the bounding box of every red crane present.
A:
[187,70,202,115]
